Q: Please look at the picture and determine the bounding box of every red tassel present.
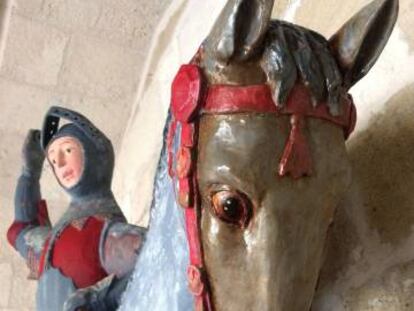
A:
[278,114,313,179]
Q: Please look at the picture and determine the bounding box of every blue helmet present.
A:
[41,106,115,199]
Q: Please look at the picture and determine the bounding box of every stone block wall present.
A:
[0,0,170,309]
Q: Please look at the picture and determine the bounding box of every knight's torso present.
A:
[41,216,108,286]
[36,215,111,311]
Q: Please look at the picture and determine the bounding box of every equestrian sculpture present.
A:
[7,107,146,311]
[121,0,398,310]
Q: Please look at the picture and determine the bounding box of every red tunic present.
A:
[39,217,107,288]
[8,200,144,292]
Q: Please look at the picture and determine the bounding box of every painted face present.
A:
[198,114,351,311]
[47,136,84,189]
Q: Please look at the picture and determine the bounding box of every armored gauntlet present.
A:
[15,130,45,222]
[22,129,45,179]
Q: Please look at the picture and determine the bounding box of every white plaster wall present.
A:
[0,0,12,65]
[113,0,228,225]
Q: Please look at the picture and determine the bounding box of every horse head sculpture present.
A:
[120,1,398,310]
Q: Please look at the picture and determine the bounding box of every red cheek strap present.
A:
[170,64,212,310]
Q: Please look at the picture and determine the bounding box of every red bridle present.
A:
[167,64,356,311]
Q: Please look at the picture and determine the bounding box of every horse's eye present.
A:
[210,190,252,228]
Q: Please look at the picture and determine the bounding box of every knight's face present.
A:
[197,113,351,311]
[47,136,84,189]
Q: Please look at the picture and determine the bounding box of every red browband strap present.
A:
[168,64,357,311]
[204,83,356,138]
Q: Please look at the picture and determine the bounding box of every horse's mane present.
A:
[261,20,344,115]
[119,115,193,311]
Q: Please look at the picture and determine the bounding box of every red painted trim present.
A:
[204,84,276,113]
[204,84,356,138]
[7,200,50,248]
[37,200,51,226]
[27,247,40,279]
[171,65,204,123]
[185,208,202,266]
[181,123,196,147]
[187,265,204,296]
[281,85,355,137]
[345,94,357,139]
[177,147,192,179]
[38,237,50,276]
[178,178,193,208]
[167,120,177,178]
[278,115,313,179]
[7,221,30,248]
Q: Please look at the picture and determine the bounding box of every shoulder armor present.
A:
[100,222,146,277]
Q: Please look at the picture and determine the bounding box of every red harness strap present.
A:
[168,64,356,311]
[203,83,356,178]
[169,65,212,311]
[204,83,356,138]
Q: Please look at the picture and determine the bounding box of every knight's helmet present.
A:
[41,106,115,199]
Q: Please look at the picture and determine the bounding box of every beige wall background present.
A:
[1,0,413,310]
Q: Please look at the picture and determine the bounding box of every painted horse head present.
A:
[120,1,398,310]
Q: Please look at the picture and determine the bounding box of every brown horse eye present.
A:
[211,190,251,228]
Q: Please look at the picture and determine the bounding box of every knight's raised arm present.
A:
[7,129,51,279]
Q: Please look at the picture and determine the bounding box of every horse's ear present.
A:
[204,0,275,62]
[329,0,398,89]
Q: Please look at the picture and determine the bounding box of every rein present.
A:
[167,64,356,311]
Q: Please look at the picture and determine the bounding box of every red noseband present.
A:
[168,64,356,311]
